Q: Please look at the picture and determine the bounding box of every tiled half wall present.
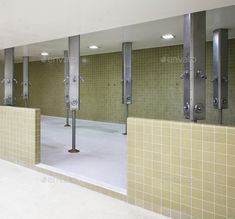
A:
[127,117,235,219]
[0,106,40,166]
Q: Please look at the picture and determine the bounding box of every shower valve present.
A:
[196,70,207,79]
[71,99,78,106]
[222,76,228,83]
[184,102,190,112]
[63,76,69,83]
[222,99,227,104]
[180,71,189,79]
[73,76,77,82]
[1,79,11,84]
[213,98,218,105]
[194,104,203,113]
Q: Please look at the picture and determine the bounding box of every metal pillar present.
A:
[68,35,80,153]
[122,42,132,135]
[64,50,70,127]
[183,12,206,122]
[213,29,228,125]
[71,110,76,149]
[2,48,15,105]
[23,56,29,107]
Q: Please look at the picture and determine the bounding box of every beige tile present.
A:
[127,118,234,219]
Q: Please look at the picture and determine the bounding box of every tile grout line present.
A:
[179,123,182,219]
[226,127,228,219]
[170,123,172,218]
[202,125,204,219]
[160,120,163,215]
[134,118,137,205]
[213,127,215,219]
[190,124,192,219]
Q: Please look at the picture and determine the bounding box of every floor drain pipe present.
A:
[64,50,70,127]
[122,42,132,135]
[213,29,228,125]
[23,56,29,107]
[68,35,80,153]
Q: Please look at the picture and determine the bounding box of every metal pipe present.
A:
[68,35,80,153]
[68,110,80,153]
[64,50,70,127]
[124,104,128,135]
[65,108,70,127]
[213,29,228,125]
[3,48,15,105]
[218,109,223,125]
[24,99,28,107]
[122,42,132,135]
[23,56,29,107]
[183,11,206,122]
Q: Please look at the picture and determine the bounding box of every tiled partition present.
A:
[0,106,40,166]
[128,118,235,219]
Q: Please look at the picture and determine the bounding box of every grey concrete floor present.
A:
[40,116,127,193]
[0,159,168,219]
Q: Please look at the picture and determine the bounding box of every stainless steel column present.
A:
[183,12,206,122]
[64,50,70,127]
[68,35,80,153]
[23,56,29,107]
[3,48,15,105]
[122,42,132,135]
[213,29,228,125]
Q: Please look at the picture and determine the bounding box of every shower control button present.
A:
[196,70,207,79]
[194,103,204,113]
[222,99,227,104]
[222,76,228,83]
[213,98,218,107]
[73,76,77,82]
[71,99,78,106]
[184,102,190,112]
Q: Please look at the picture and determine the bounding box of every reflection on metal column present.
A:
[64,50,70,127]
[213,29,228,125]
[122,42,132,135]
[23,56,29,107]
[68,35,80,153]
[2,48,15,106]
[183,12,206,122]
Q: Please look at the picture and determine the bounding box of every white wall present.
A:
[0,0,234,49]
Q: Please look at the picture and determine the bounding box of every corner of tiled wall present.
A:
[0,106,41,166]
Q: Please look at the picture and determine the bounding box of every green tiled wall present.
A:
[14,39,235,125]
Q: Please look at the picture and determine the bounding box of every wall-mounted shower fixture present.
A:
[183,11,206,122]
[68,35,80,153]
[1,48,16,106]
[122,42,132,135]
[64,50,70,127]
[22,56,30,107]
[213,29,228,125]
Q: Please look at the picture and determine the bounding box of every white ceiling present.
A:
[2,5,234,62]
[0,0,234,51]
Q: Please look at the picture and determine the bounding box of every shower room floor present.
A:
[40,115,127,193]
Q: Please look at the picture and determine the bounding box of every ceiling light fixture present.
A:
[41,52,49,56]
[161,34,175,40]
[88,45,99,49]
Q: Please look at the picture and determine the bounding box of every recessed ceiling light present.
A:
[88,45,99,49]
[41,52,49,56]
[161,34,175,40]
